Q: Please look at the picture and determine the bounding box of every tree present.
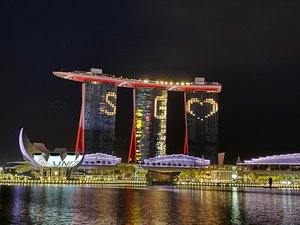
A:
[15,163,32,173]
[117,163,135,180]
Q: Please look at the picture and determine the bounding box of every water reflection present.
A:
[1,185,300,224]
[231,187,241,225]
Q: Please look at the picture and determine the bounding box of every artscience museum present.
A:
[32,153,83,168]
[17,128,122,177]
[19,128,83,169]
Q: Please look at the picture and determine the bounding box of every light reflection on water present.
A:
[0,185,300,225]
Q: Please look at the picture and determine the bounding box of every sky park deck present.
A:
[53,69,222,93]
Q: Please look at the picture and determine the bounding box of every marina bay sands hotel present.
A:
[53,69,222,164]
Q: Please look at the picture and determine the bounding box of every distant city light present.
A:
[232,174,238,179]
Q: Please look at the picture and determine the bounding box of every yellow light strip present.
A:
[186,98,218,119]
[99,92,117,116]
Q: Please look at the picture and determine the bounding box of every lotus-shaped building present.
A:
[19,128,83,168]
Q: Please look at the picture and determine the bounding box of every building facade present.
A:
[185,91,219,164]
[135,88,168,161]
[84,82,117,154]
[150,89,168,157]
[135,88,153,160]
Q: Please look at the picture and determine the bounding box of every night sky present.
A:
[1,1,299,165]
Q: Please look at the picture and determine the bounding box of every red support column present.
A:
[128,88,136,163]
[75,84,85,154]
[183,92,189,155]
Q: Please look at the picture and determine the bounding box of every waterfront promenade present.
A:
[1,177,300,189]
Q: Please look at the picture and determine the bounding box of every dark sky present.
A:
[0,1,299,165]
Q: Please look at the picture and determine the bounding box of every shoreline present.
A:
[1,180,300,189]
[0,180,146,186]
[175,182,300,189]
